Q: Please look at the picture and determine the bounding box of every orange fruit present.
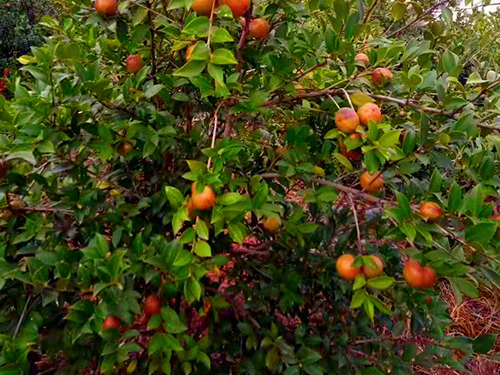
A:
[95,0,118,16]
[192,0,217,15]
[360,171,384,194]
[372,67,393,85]
[335,108,360,134]
[357,103,382,126]
[249,18,271,39]
[336,254,362,281]
[355,53,369,67]
[191,183,216,211]
[263,216,281,233]
[103,316,120,330]
[218,0,250,17]
[362,255,384,279]
[144,295,162,317]
[126,54,143,74]
[419,202,442,223]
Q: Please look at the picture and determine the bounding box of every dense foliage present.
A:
[1,0,500,374]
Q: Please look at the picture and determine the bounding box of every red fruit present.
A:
[192,0,217,15]
[218,0,250,17]
[357,103,382,126]
[191,183,216,211]
[118,142,134,156]
[94,0,118,17]
[335,108,360,134]
[362,255,384,279]
[263,216,281,233]
[419,202,442,223]
[372,67,393,85]
[355,53,369,67]
[336,254,362,281]
[249,18,271,39]
[103,316,120,330]
[144,295,162,316]
[126,55,143,74]
[403,261,437,288]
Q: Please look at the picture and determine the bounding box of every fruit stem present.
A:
[347,193,364,254]
[340,88,354,110]
[207,101,224,169]
[327,94,341,110]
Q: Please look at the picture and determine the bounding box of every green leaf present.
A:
[367,276,395,290]
[350,93,372,107]
[196,220,209,240]
[391,2,407,20]
[464,222,496,245]
[133,7,149,26]
[162,307,188,334]
[6,151,36,165]
[402,129,417,155]
[147,314,163,331]
[368,295,392,316]
[448,277,479,298]
[466,71,488,85]
[396,192,411,220]
[210,49,238,65]
[333,152,353,171]
[473,334,497,354]
[363,298,375,321]
[145,84,165,99]
[378,130,401,148]
[179,228,196,244]
[481,267,500,290]
[164,186,185,208]
[441,6,453,27]
[164,333,184,351]
[297,223,318,234]
[228,222,247,243]
[297,346,322,365]
[428,168,442,193]
[448,182,463,213]
[353,273,366,291]
[184,277,202,303]
[219,193,243,205]
[183,16,210,36]
[350,289,365,309]
[194,240,211,257]
[173,60,207,78]
[173,250,192,267]
[211,28,234,43]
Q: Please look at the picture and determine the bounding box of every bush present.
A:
[1,0,500,374]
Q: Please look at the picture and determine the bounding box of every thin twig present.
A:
[147,0,157,83]
[363,0,379,23]
[348,193,364,254]
[236,1,253,73]
[341,88,354,109]
[207,102,224,169]
[206,0,217,50]
[13,294,32,338]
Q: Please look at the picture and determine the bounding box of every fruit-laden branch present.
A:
[260,173,384,204]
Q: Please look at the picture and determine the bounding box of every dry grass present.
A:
[415,281,500,375]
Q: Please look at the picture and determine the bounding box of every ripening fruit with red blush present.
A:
[362,255,384,279]
[249,18,271,39]
[218,0,250,17]
[360,171,384,194]
[372,67,393,85]
[339,132,363,160]
[95,0,118,17]
[336,254,362,281]
[144,295,162,316]
[335,108,360,134]
[191,183,216,211]
[403,261,437,288]
[355,53,369,67]
[357,103,382,126]
[103,316,120,330]
[419,202,442,223]
[263,216,281,233]
[192,0,217,16]
[126,55,143,74]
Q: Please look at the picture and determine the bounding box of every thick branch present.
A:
[236,3,253,73]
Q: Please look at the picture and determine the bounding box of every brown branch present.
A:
[261,173,383,203]
[147,1,157,84]
[363,0,379,24]
[348,193,364,254]
[386,0,450,38]
[294,61,328,81]
[236,3,253,73]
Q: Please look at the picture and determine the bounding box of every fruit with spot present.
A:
[335,108,360,134]
[360,171,384,194]
[219,0,250,17]
[249,18,271,39]
[126,55,143,74]
[263,216,281,233]
[118,142,134,156]
[357,103,382,126]
[103,316,120,330]
[192,0,217,15]
[144,295,162,317]
[372,67,393,85]
[355,53,369,67]
[403,261,437,288]
[336,254,362,280]
[191,183,216,211]
[94,0,118,16]
[362,255,384,279]
[339,132,363,160]
[420,202,442,223]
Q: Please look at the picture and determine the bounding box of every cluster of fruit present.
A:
[103,295,161,330]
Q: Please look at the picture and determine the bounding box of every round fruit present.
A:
[419,202,442,223]
[263,216,281,233]
[335,107,360,134]
[355,53,369,67]
[192,0,217,15]
[144,295,162,316]
[403,261,437,288]
[191,183,216,211]
[362,255,384,279]
[103,316,120,330]
[276,146,287,156]
[360,171,384,194]
[219,0,250,17]
[372,67,393,85]
[249,18,271,39]
[95,0,118,16]
[357,103,382,126]
[126,55,143,74]
[336,254,362,281]
[187,199,198,219]
[186,44,196,60]
[118,142,134,156]
[339,133,363,160]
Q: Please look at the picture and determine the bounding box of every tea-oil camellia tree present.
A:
[1,0,500,373]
